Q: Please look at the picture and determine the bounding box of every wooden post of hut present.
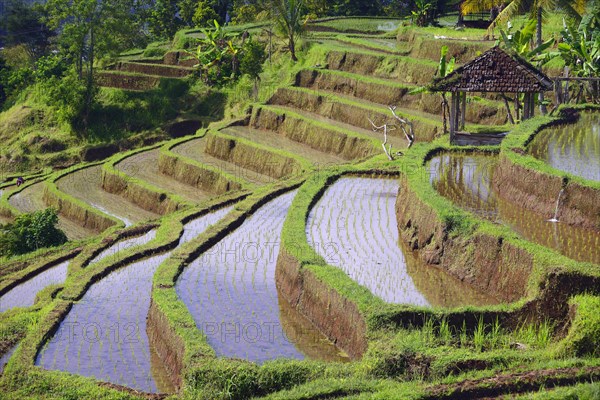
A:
[431,46,553,145]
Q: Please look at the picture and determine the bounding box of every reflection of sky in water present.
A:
[429,155,498,218]
[36,206,232,393]
[429,153,600,264]
[177,191,304,364]
[0,260,69,313]
[0,343,19,373]
[307,178,428,306]
[530,113,600,182]
[179,206,233,244]
[36,253,171,393]
[89,229,157,265]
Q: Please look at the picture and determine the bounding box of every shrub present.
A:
[0,208,67,257]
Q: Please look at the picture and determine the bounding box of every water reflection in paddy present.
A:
[306,177,499,307]
[428,153,600,264]
[529,112,600,182]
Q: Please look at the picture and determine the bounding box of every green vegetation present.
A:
[0,208,67,257]
[1,2,600,399]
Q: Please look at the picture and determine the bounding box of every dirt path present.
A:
[116,149,211,203]
[221,125,345,165]
[57,165,159,226]
[424,366,600,399]
[173,138,273,185]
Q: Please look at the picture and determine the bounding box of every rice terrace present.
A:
[0,0,600,398]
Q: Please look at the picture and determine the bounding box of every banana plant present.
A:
[499,18,555,65]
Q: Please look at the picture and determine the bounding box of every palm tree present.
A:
[271,0,306,61]
[461,0,586,46]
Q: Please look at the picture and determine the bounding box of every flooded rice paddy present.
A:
[0,343,19,374]
[529,112,600,182]
[176,190,345,364]
[0,260,70,313]
[306,177,498,306]
[35,253,173,393]
[35,206,234,393]
[428,153,600,264]
[88,229,158,265]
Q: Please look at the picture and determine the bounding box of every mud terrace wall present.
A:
[102,148,182,215]
[158,139,244,194]
[295,70,506,126]
[204,132,304,179]
[326,51,438,85]
[395,175,532,304]
[396,32,493,63]
[251,107,378,160]
[113,62,193,78]
[97,72,161,91]
[497,107,600,231]
[276,247,368,358]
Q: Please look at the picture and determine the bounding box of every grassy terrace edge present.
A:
[158,130,250,194]
[149,176,350,398]
[0,191,246,399]
[498,105,600,230]
[101,143,192,215]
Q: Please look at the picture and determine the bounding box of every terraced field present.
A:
[172,137,274,185]
[0,260,70,312]
[56,165,158,226]
[1,21,599,400]
[8,182,96,240]
[429,153,600,264]
[115,149,211,203]
[177,190,345,363]
[35,205,234,393]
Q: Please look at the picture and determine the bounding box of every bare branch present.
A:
[388,106,414,148]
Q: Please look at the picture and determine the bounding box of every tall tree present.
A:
[271,0,306,61]
[44,0,147,124]
[149,0,182,38]
[0,0,53,59]
[461,0,586,44]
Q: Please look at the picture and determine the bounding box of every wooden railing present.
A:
[554,77,600,105]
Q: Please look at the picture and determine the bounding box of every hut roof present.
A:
[430,46,553,93]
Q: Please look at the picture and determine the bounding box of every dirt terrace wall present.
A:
[251,107,377,160]
[163,51,197,67]
[397,32,494,63]
[295,70,506,125]
[493,154,600,230]
[147,300,184,390]
[276,248,368,359]
[96,72,160,91]
[101,167,180,215]
[114,62,193,78]
[43,184,116,233]
[268,87,439,142]
[158,148,243,194]
[326,51,438,85]
[395,176,533,304]
[204,133,303,179]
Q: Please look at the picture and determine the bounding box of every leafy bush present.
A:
[41,70,92,127]
[240,39,267,79]
[0,208,67,257]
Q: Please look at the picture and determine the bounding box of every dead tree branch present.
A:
[368,118,395,160]
[388,106,414,148]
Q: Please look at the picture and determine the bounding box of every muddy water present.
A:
[529,112,600,182]
[177,191,343,363]
[306,177,497,306]
[88,229,158,265]
[0,343,19,373]
[0,260,69,313]
[428,153,600,264]
[36,206,234,393]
